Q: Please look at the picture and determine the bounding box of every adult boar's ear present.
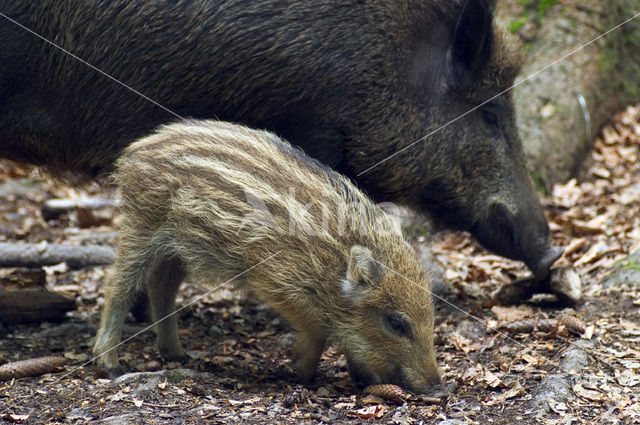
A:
[448,0,494,88]
[342,246,384,301]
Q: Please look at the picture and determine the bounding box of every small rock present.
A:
[94,414,142,425]
[316,386,330,397]
[549,267,581,305]
[113,368,214,385]
[495,267,581,305]
[529,341,593,413]
[559,340,592,373]
[438,420,465,425]
[66,407,92,421]
[602,250,640,289]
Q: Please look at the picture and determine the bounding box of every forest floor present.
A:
[0,105,639,424]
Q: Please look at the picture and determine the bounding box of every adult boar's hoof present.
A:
[161,353,190,365]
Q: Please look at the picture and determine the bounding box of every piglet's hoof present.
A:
[95,366,126,379]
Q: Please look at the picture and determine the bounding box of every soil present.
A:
[1,105,639,424]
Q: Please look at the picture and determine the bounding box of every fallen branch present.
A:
[497,315,588,337]
[0,268,77,324]
[41,197,119,218]
[500,318,557,334]
[0,268,46,289]
[0,289,76,324]
[0,243,114,269]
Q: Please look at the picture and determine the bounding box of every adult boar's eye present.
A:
[481,108,499,129]
[385,312,413,339]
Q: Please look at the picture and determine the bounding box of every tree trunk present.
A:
[498,0,640,191]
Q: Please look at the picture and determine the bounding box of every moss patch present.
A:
[536,0,559,18]
[508,16,528,33]
[619,258,640,272]
[531,170,548,195]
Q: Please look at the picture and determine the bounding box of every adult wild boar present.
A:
[0,0,562,278]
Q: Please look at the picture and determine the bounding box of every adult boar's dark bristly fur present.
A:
[93,120,442,394]
[0,0,562,278]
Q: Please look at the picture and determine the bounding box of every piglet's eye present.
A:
[385,312,413,339]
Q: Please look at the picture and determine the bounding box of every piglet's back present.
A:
[115,120,402,279]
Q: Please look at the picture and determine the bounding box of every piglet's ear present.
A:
[346,245,383,286]
[342,245,384,303]
[448,0,494,88]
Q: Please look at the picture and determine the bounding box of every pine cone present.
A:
[363,384,409,404]
[0,356,67,381]
[558,315,587,335]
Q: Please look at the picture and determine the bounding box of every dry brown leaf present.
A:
[573,384,607,402]
[562,237,589,257]
[491,305,534,322]
[461,364,483,384]
[552,179,582,208]
[450,332,482,353]
[615,369,640,387]
[619,319,638,331]
[571,219,606,235]
[521,354,544,366]
[333,402,356,410]
[347,404,388,419]
[461,364,505,389]
[482,368,505,389]
[574,241,609,267]
[583,325,595,340]
[617,183,640,205]
[0,414,30,423]
[485,384,525,406]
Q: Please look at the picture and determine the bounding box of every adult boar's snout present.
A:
[534,244,564,280]
[473,197,563,279]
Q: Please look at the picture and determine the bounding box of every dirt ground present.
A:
[1,105,639,424]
